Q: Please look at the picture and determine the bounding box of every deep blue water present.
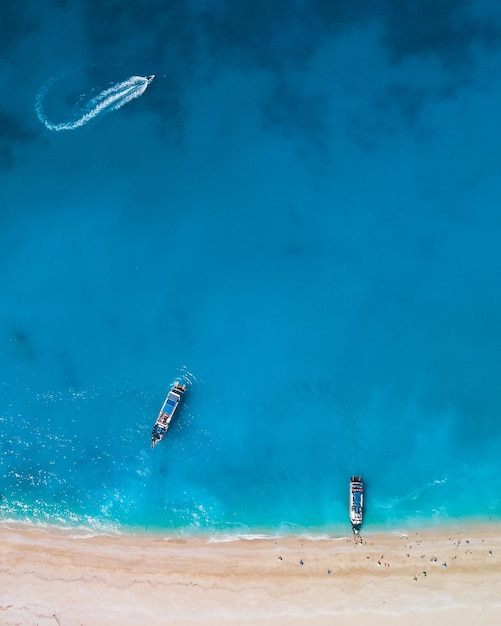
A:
[1,0,501,535]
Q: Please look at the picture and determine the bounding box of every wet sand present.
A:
[1,523,500,625]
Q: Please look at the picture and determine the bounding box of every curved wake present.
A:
[35,74,155,131]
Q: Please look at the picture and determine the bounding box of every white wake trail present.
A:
[35,74,155,132]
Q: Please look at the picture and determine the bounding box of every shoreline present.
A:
[2,521,500,625]
[2,516,500,543]
[1,514,500,540]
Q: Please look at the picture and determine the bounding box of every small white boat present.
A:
[349,475,364,534]
[151,382,186,448]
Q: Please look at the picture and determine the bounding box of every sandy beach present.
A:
[1,524,500,625]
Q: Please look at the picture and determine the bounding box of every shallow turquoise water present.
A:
[1,1,501,535]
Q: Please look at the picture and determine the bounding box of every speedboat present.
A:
[151,382,186,448]
[349,475,364,534]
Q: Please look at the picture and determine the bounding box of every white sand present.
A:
[1,523,500,625]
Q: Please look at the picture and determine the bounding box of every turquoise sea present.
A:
[1,1,501,536]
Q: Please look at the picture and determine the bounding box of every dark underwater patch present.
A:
[0,4,39,60]
[8,328,36,362]
[381,0,501,69]
[262,80,328,148]
[0,112,37,169]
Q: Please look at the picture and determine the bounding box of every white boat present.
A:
[151,382,186,448]
[349,475,364,534]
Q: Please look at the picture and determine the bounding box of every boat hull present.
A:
[151,383,186,448]
[349,476,364,533]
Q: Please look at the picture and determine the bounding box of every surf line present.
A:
[35,74,155,131]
